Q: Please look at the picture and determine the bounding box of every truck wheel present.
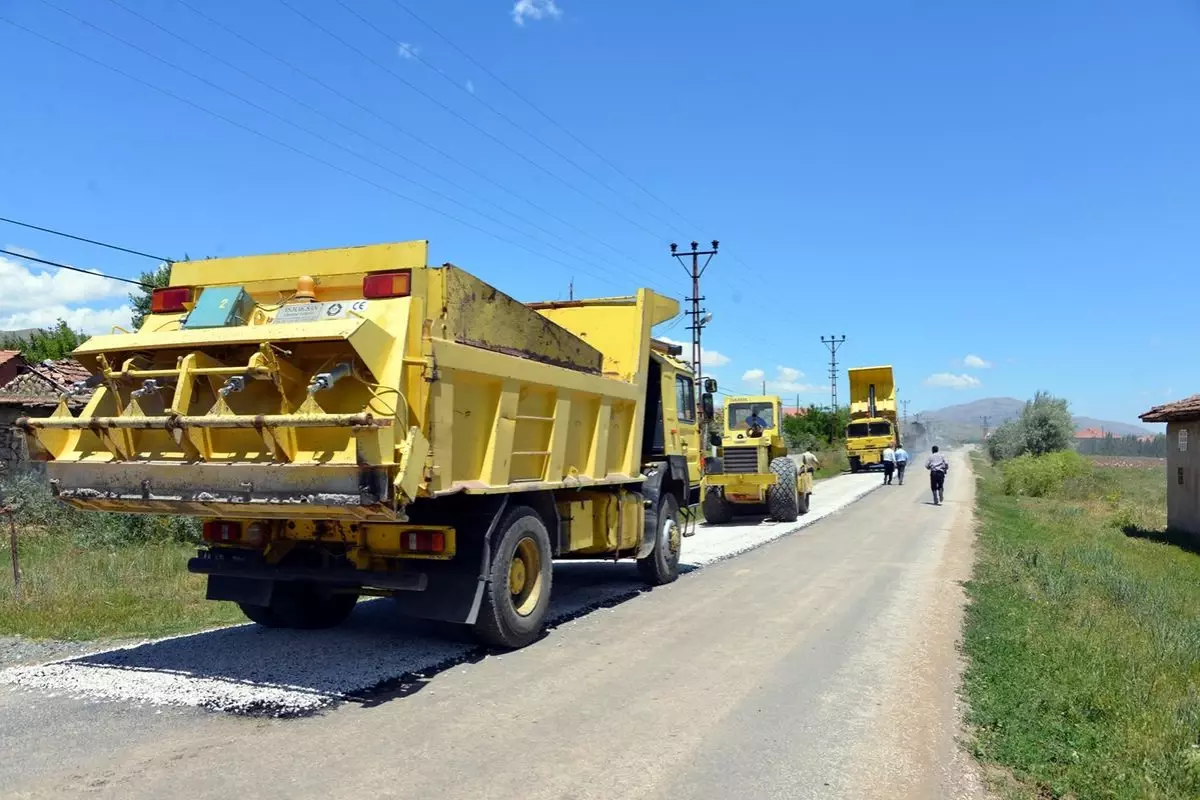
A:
[238,582,358,630]
[702,489,734,524]
[473,506,553,650]
[638,494,681,585]
[767,457,800,522]
[849,456,861,473]
[798,491,811,515]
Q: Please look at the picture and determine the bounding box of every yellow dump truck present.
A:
[845,365,898,472]
[701,395,812,523]
[18,241,704,649]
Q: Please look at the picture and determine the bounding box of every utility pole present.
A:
[568,278,573,301]
[762,379,766,395]
[901,399,910,425]
[820,335,847,410]
[980,415,991,441]
[670,240,719,384]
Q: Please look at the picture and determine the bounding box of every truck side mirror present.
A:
[703,377,717,394]
[709,431,722,448]
[700,393,714,419]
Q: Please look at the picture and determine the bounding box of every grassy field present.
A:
[1,472,243,641]
[964,452,1200,799]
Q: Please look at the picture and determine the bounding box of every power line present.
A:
[388,0,701,236]
[98,0,641,292]
[0,248,150,288]
[343,0,685,241]
[277,0,680,278]
[0,215,171,263]
[171,0,661,279]
[13,9,652,296]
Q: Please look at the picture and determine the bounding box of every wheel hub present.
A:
[509,558,527,595]
[665,518,681,555]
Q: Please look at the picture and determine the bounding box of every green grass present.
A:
[964,453,1200,799]
[813,446,849,481]
[0,532,243,640]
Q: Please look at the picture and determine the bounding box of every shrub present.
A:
[987,391,1075,462]
[1001,450,1090,498]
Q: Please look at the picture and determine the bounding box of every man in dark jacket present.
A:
[925,446,949,505]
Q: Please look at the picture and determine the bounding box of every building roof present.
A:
[0,350,22,369]
[0,358,94,409]
[1140,394,1200,423]
[1076,427,1108,439]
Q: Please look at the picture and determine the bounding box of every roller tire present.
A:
[638,494,681,585]
[798,490,811,515]
[473,506,553,650]
[702,489,734,524]
[767,457,800,522]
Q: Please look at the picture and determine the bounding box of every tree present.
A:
[783,404,850,449]
[1021,391,1074,456]
[127,262,172,332]
[0,320,88,361]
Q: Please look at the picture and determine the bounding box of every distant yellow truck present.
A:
[845,365,898,473]
[19,241,704,649]
[701,395,812,523]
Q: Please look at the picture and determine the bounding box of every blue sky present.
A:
[1,0,1196,426]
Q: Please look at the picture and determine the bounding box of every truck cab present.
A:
[701,395,811,523]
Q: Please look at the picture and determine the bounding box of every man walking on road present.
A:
[893,444,910,485]
[882,443,896,485]
[926,446,949,505]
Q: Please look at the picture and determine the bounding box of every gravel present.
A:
[0,472,881,718]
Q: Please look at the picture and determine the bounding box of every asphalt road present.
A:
[1,453,983,799]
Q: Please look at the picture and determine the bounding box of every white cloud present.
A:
[512,0,562,25]
[465,79,475,94]
[963,354,992,369]
[1,304,132,335]
[0,252,134,335]
[658,336,729,367]
[3,244,39,258]
[776,366,802,382]
[739,366,825,394]
[397,42,420,60]
[0,253,129,311]
[925,372,982,389]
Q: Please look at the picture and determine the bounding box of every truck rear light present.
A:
[363,270,411,299]
[243,522,266,546]
[203,520,241,543]
[402,530,445,554]
[150,286,192,314]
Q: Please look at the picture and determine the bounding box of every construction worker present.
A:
[893,443,910,485]
[881,442,896,485]
[797,448,820,474]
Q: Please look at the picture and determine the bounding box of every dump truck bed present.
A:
[847,366,896,420]
[20,242,679,521]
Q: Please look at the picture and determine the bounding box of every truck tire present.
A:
[767,457,800,522]
[638,494,681,585]
[849,456,861,473]
[238,582,358,630]
[473,506,553,650]
[702,488,734,524]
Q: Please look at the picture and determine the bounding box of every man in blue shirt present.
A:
[893,443,910,485]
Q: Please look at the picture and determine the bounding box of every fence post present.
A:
[2,505,18,601]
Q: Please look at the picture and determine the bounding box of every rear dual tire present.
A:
[239,583,358,630]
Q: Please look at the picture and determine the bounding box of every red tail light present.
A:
[150,286,192,314]
[402,530,446,554]
[363,270,411,299]
[203,520,241,543]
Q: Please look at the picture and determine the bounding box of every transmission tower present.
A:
[980,415,991,440]
[670,240,719,384]
[821,335,847,410]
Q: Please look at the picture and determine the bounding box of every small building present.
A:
[1140,395,1200,542]
[0,358,94,472]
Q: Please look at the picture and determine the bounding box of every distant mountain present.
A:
[918,397,1156,440]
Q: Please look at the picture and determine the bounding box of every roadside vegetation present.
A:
[965,391,1200,799]
[782,405,851,479]
[0,471,241,640]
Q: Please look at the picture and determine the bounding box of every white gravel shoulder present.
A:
[0,471,881,718]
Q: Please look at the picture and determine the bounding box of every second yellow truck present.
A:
[19,241,705,649]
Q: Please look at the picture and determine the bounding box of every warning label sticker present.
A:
[272,299,368,325]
